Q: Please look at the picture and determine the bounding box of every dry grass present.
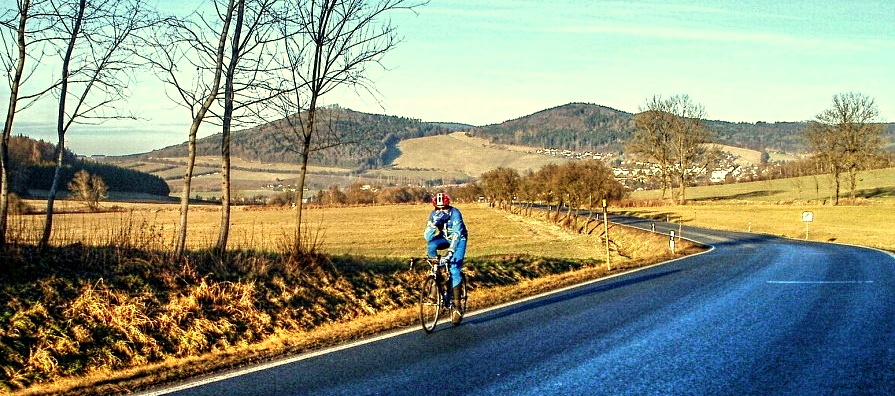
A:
[2,202,697,395]
[616,203,895,252]
[10,202,609,258]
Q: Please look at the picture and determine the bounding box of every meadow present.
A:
[10,202,611,259]
[7,165,894,394]
[3,201,692,395]
[625,167,895,252]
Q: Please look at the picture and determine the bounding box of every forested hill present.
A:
[468,103,634,151]
[469,102,895,153]
[8,136,169,197]
[142,107,469,170]
[140,103,895,170]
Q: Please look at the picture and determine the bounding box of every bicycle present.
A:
[410,255,468,333]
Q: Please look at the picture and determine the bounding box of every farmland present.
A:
[625,166,895,252]
[4,200,697,395]
[9,129,895,394]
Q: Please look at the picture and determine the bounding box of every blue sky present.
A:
[7,0,895,155]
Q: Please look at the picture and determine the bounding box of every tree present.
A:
[805,92,884,205]
[0,0,55,247]
[480,167,520,210]
[141,0,277,255]
[628,96,675,198]
[141,1,235,256]
[67,169,106,211]
[628,94,712,204]
[40,0,151,247]
[214,0,278,253]
[270,0,424,255]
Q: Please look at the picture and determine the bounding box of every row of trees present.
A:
[625,92,886,206]
[1,0,425,254]
[477,161,626,231]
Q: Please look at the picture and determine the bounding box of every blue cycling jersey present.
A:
[426,206,467,251]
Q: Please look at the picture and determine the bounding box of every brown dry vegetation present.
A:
[0,202,700,395]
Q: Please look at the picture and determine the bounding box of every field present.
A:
[4,200,697,395]
[625,167,895,252]
[11,202,609,259]
[391,132,569,176]
[99,132,571,198]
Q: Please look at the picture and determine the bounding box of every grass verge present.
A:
[2,207,702,395]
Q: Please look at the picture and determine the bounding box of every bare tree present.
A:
[0,0,55,247]
[628,95,676,199]
[270,0,425,255]
[67,169,106,211]
[805,92,884,205]
[214,0,278,253]
[141,0,277,255]
[140,2,235,256]
[39,0,151,247]
[666,95,711,204]
[628,94,711,205]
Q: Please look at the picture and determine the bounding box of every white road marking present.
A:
[766,280,874,284]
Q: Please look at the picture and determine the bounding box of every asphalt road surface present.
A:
[145,217,895,395]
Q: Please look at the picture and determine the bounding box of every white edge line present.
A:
[140,236,713,395]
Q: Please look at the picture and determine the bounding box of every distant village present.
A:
[532,146,788,191]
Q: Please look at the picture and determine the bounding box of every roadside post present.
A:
[802,211,814,239]
[670,230,676,254]
[603,199,610,271]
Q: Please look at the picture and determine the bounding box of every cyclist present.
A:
[423,192,468,324]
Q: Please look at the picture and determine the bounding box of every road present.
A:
[146,217,895,395]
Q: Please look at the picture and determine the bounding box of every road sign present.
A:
[802,211,814,222]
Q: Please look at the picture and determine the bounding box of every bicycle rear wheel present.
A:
[419,276,442,333]
[451,273,469,326]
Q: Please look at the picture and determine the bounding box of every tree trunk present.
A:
[0,0,29,247]
[41,0,86,248]
[173,0,235,256]
[215,0,245,254]
[175,125,198,256]
[294,109,315,255]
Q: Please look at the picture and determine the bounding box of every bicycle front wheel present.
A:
[419,276,442,333]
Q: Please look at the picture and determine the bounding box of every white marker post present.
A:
[669,230,676,254]
[802,211,814,240]
[603,199,610,271]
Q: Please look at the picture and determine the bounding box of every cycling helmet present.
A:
[431,192,451,207]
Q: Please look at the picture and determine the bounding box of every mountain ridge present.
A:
[132,102,895,169]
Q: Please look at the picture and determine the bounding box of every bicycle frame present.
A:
[411,255,467,333]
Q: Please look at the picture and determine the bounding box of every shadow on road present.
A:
[465,268,682,325]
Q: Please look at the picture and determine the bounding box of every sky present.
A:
[5,0,895,155]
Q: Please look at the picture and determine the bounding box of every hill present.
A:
[471,102,895,154]
[391,132,570,176]
[141,107,469,172]
[469,103,634,151]
[129,103,895,172]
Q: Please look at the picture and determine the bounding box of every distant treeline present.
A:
[8,135,169,197]
[27,161,170,196]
